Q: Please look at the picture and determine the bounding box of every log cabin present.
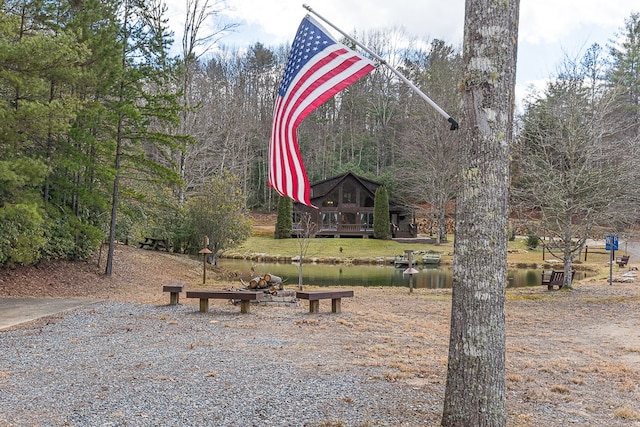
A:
[292,172,417,238]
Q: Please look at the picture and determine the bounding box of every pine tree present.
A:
[0,2,98,265]
[274,196,292,239]
[104,0,183,275]
[608,12,640,139]
[373,186,390,239]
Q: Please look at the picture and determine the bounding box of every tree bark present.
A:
[442,1,519,426]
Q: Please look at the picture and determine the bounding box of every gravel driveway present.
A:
[0,301,432,427]
[2,271,640,426]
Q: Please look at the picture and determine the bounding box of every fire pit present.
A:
[237,273,299,307]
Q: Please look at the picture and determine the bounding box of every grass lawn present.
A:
[227,235,453,260]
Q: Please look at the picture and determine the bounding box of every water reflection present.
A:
[219,259,587,289]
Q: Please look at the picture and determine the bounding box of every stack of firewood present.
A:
[241,273,283,294]
[416,217,455,235]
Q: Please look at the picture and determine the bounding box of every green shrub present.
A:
[0,203,46,266]
[42,212,103,261]
[527,234,540,249]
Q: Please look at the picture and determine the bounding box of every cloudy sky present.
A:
[164,0,637,103]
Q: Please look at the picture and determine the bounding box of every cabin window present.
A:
[321,212,338,230]
[322,191,338,207]
[363,195,374,207]
[360,212,374,230]
[342,212,356,225]
[342,181,355,204]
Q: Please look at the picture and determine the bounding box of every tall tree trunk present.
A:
[442,1,519,426]
[105,131,121,276]
[563,220,574,289]
[105,0,131,276]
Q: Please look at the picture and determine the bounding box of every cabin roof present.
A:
[309,171,381,203]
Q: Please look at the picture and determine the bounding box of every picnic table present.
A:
[139,237,170,251]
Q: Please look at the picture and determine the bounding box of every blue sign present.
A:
[605,234,619,251]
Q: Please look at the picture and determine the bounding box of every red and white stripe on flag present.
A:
[268,15,375,207]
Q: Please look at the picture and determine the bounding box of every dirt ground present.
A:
[1,239,640,425]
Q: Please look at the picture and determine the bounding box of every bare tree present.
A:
[396,39,463,244]
[442,0,519,425]
[512,52,640,288]
[176,0,237,204]
[295,213,318,291]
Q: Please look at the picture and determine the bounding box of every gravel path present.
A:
[3,280,640,427]
[0,301,435,427]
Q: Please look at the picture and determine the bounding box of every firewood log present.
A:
[266,274,283,286]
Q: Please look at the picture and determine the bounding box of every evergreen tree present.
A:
[274,196,292,239]
[0,2,99,265]
[608,12,640,139]
[0,158,48,266]
[373,186,390,239]
[104,0,183,275]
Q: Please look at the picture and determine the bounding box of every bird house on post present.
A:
[199,248,212,284]
[403,250,418,293]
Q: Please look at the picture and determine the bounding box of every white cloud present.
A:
[519,0,635,45]
[165,0,636,49]
[166,0,466,49]
[164,0,637,91]
[515,78,550,114]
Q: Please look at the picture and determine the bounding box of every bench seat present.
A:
[616,255,630,267]
[185,290,263,314]
[163,282,185,305]
[541,270,574,290]
[296,290,354,313]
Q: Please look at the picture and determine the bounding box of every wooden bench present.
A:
[616,255,630,267]
[163,282,185,305]
[541,270,574,290]
[296,290,354,313]
[185,290,263,314]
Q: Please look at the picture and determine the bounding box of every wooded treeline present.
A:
[0,0,638,269]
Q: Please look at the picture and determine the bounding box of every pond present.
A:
[218,259,590,289]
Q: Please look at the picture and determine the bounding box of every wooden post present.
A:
[331,298,341,313]
[403,250,418,294]
[199,298,209,313]
[169,292,179,305]
[309,300,319,313]
[240,300,251,314]
[199,247,212,284]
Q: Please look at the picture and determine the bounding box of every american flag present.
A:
[268,15,376,207]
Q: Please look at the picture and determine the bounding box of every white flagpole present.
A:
[303,4,459,130]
